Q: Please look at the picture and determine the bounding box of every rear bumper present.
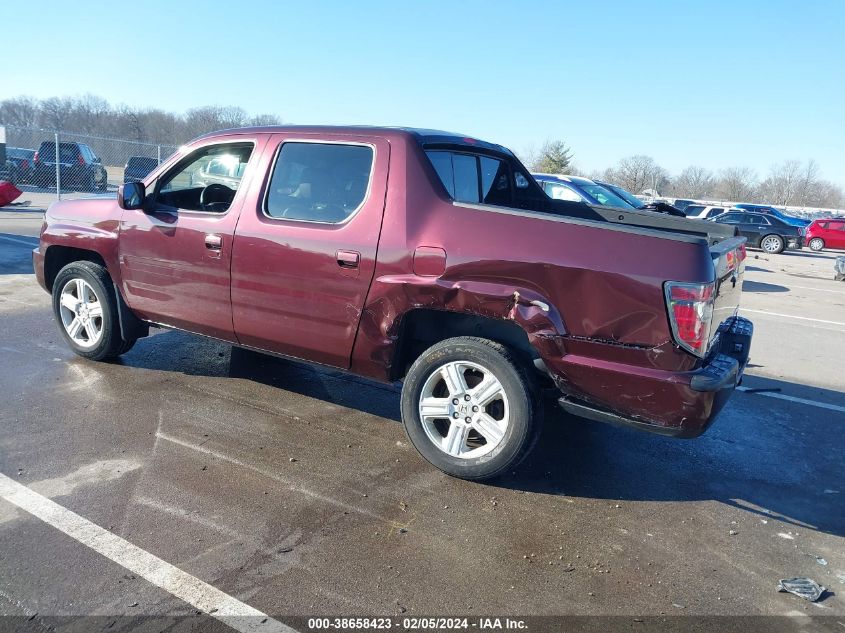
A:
[552,316,753,438]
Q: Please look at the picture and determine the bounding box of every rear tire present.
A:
[52,261,136,361]
[400,336,541,481]
[809,237,825,252]
[761,234,784,254]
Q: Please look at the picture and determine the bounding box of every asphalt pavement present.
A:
[0,209,843,631]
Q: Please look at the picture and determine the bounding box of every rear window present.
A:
[127,157,158,170]
[425,150,513,206]
[8,148,34,159]
[38,142,81,162]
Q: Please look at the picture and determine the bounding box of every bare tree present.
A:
[530,140,574,174]
[672,166,714,198]
[248,113,282,126]
[810,180,844,208]
[716,167,757,201]
[605,155,668,195]
[39,96,75,130]
[114,105,148,142]
[794,159,820,207]
[0,96,40,127]
[758,160,803,205]
[71,94,111,135]
[182,106,227,139]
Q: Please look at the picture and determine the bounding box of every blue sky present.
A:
[5,0,844,182]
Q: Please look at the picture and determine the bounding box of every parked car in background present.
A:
[123,156,159,183]
[5,147,35,184]
[532,173,636,209]
[672,199,698,212]
[711,210,802,254]
[734,203,810,228]
[594,180,685,216]
[835,256,845,281]
[685,205,733,220]
[32,141,108,191]
[806,218,845,251]
[33,125,751,480]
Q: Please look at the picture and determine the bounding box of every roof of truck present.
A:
[198,125,514,155]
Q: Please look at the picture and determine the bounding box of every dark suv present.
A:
[5,147,36,184]
[32,142,108,191]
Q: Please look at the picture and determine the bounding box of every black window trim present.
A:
[261,138,377,226]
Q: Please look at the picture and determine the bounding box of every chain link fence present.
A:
[2,125,178,206]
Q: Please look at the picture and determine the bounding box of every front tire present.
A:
[52,261,136,360]
[809,237,825,252]
[761,234,784,254]
[400,336,541,481]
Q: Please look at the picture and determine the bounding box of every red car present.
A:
[806,218,845,251]
[33,126,752,480]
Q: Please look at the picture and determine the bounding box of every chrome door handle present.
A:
[205,234,223,250]
[336,249,360,269]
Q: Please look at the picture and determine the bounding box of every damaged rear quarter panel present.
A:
[351,138,712,381]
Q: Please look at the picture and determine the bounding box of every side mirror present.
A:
[118,181,145,210]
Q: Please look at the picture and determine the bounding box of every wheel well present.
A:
[43,246,107,292]
[389,309,538,381]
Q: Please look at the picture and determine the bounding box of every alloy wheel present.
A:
[418,360,509,459]
[762,235,783,253]
[58,278,104,349]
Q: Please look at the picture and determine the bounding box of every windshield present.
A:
[578,183,635,209]
[600,183,645,209]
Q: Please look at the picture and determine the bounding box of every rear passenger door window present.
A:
[265,142,374,223]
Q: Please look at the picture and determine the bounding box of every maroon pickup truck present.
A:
[34,126,752,480]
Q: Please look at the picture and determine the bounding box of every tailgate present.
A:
[709,235,746,328]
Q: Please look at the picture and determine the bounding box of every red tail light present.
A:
[21,160,29,170]
[737,242,747,261]
[77,154,85,166]
[665,281,715,357]
[33,151,40,165]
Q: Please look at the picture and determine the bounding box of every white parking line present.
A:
[740,308,845,327]
[0,234,38,247]
[0,473,295,633]
[737,386,845,414]
[787,284,844,294]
